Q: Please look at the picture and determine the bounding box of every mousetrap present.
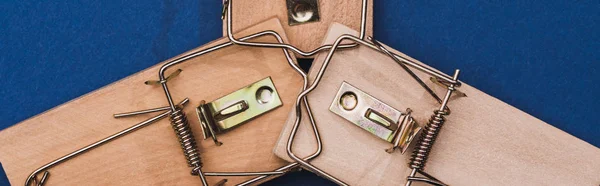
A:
[0,18,306,186]
[273,23,600,185]
[222,0,373,58]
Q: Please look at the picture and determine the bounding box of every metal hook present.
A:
[145,69,182,85]
[221,0,229,20]
[430,77,467,98]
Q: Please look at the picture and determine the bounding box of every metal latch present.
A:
[329,82,421,154]
[196,77,282,146]
[286,0,321,26]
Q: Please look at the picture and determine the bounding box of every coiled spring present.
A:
[169,106,203,175]
[409,109,449,170]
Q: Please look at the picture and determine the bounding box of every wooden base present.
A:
[222,0,373,58]
[0,18,303,186]
[273,23,600,185]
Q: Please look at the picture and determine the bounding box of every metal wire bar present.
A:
[25,98,190,186]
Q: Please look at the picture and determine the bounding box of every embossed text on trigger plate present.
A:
[329,82,421,153]
[197,77,282,145]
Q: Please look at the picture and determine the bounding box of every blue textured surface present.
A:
[0,1,598,185]
[0,163,8,186]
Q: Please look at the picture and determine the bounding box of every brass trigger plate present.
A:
[202,77,282,133]
[329,82,404,142]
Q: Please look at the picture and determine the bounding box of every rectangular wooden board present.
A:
[0,17,303,186]
[273,23,600,186]
[222,0,373,58]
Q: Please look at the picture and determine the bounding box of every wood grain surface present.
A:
[0,18,303,186]
[273,23,600,186]
[222,0,373,58]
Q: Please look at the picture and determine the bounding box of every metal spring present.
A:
[409,109,448,170]
[169,106,203,175]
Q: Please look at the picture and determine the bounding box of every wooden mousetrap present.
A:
[222,0,373,58]
[0,18,304,186]
[273,23,600,185]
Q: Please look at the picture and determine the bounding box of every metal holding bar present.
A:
[370,37,442,104]
[25,98,190,186]
[204,171,287,177]
[113,105,173,118]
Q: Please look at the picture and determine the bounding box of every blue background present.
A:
[0,1,598,185]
